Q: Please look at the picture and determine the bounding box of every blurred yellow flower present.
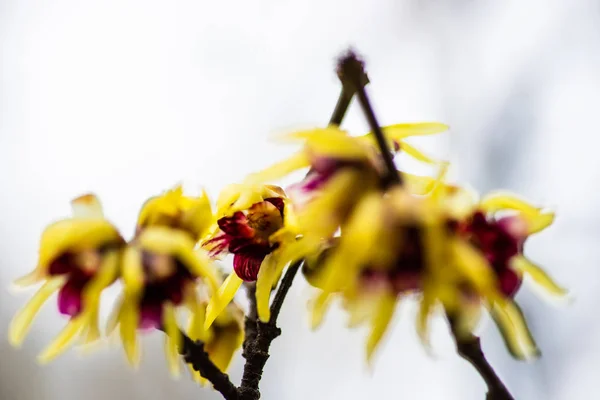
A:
[9,194,125,363]
[308,179,566,362]
[108,186,221,376]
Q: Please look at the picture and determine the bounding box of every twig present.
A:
[336,50,402,188]
[175,330,239,400]
[238,261,303,400]
[243,283,258,357]
[449,319,515,400]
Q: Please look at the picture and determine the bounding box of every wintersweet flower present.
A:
[245,124,448,238]
[308,188,503,362]
[9,194,125,363]
[440,187,567,359]
[203,184,301,326]
[109,187,221,376]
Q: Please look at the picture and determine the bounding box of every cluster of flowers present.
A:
[9,120,566,381]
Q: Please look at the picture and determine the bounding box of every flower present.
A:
[203,184,301,327]
[109,186,221,376]
[9,194,125,363]
[245,124,448,238]
[441,188,567,359]
[308,174,566,362]
[308,187,503,362]
[136,185,213,241]
[187,299,244,384]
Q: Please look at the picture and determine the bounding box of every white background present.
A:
[1,1,599,399]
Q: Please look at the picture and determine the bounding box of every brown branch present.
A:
[336,50,402,188]
[238,260,302,400]
[243,283,259,358]
[449,319,515,400]
[174,330,239,400]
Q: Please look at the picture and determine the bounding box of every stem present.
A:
[449,318,515,400]
[336,50,402,188]
[243,283,258,357]
[238,261,302,400]
[175,330,239,400]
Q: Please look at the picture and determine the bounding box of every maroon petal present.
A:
[139,300,163,331]
[233,252,267,281]
[57,276,89,317]
[498,268,522,297]
[265,197,285,216]
[218,211,254,237]
[48,254,73,276]
[203,233,231,257]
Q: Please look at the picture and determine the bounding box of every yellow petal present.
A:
[479,192,553,233]
[397,140,438,164]
[38,315,88,363]
[314,192,385,293]
[381,122,449,140]
[184,288,206,342]
[106,294,124,337]
[205,322,243,372]
[402,172,439,196]
[9,276,66,347]
[416,286,435,349]
[179,189,214,240]
[37,219,122,274]
[122,246,144,296]
[245,151,310,185]
[163,302,182,378]
[71,193,104,219]
[82,250,120,309]
[366,292,397,364]
[204,273,243,330]
[82,304,101,345]
[119,297,140,367]
[452,240,498,298]
[511,256,567,297]
[310,292,332,330]
[526,212,555,235]
[12,270,43,288]
[489,299,540,360]
[255,253,285,322]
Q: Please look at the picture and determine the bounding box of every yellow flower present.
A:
[310,166,566,362]
[108,187,221,377]
[187,300,244,384]
[203,183,302,328]
[245,124,448,238]
[437,187,567,359]
[137,184,213,241]
[9,194,125,363]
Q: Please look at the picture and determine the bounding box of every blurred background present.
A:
[1,0,598,399]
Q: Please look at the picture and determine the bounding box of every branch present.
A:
[243,283,259,357]
[176,331,240,400]
[336,50,402,188]
[449,320,515,400]
[238,260,302,400]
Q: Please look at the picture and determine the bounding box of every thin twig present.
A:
[173,329,239,400]
[243,283,258,357]
[449,319,515,400]
[238,261,302,400]
[336,50,402,188]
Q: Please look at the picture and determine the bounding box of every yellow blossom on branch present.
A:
[9,194,125,363]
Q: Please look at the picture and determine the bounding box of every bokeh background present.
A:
[1,1,598,399]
